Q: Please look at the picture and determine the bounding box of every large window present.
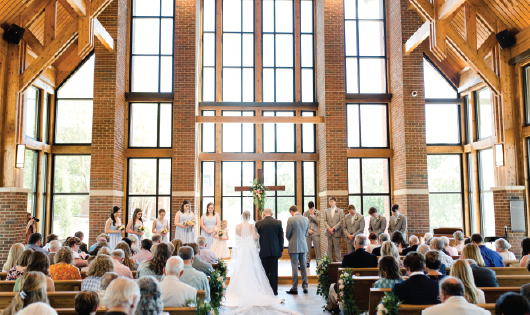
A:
[23,149,38,215]
[427,155,463,230]
[41,153,48,235]
[129,103,172,148]
[524,65,530,125]
[55,55,94,144]
[475,88,492,140]
[424,58,457,98]
[127,158,172,239]
[464,96,472,144]
[302,161,316,210]
[347,104,388,148]
[301,0,314,102]
[263,111,295,152]
[222,111,255,152]
[130,0,174,92]
[201,161,215,214]
[344,0,386,93]
[201,111,216,153]
[264,161,296,241]
[425,104,460,144]
[478,148,494,236]
[25,87,40,140]
[202,0,216,101]
[467,153,475,233]
[347,158,390,216]
[52,155,91,240]
[301,111,316,153]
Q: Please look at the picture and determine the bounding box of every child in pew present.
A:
[2,272,49,315]
[374,256,404,288]
[75,290,100,315]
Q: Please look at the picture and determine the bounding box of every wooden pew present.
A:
[0,273,5,281]
[497,275,530,287]
[80,271,137,279]
[55,308,196,315]
[0,280,82,292]
[398,304,495,315]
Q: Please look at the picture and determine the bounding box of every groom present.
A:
[286,205,309,294]
[255,208,284,296]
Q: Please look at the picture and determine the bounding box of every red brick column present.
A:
[89,0,128,243]
[493,188,526,259]
[387,0,430,235]
[0,190,29,264]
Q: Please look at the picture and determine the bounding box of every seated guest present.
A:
[197,236,218,264]
[423,232,433,244]
[135,276,164,315]
[101,277,141,315]
[129,234,140,254]
[15,302,58,315]
[161,257,197,307]
[49,246,82,280]
[43,234,59,252]
[152,234,162,244]
[374,256,403,288]
[98,272,119,301]
[81,256,96,274]
[75,290,100,315]
[453,231,465,252]
[392,252,440,305]
[381,241,404,268]
[16,251,55,292]
[132,239,153,263]
[120,237,137,256]
[89,235,111,252]
[136,243,172,280]
[115,241,138,271]
[2,243,25,272]
[391,231,409,253]
[48,240,62,266]
[462,245,498,287]
[520,260,530,302]
[98,247,111,256]
[521,238,530,268]
[189,242,214,276]
[342,234,378,268]
[471,233,504,267]
[81,254,115,291]
[495,239,516,263]
[496,293,530,315]
[417,244,430,256]
[6,249,33,281]
[178,246,210,301]
[425,251,445,282]
[366,233,381,253]
[402,235,419,255]
[422,277,490,315]
[372,233,389,257]
[450,259,485,304]
[75,231,89,254]
[2,272,49,315]
[441,236,458,256]
[430,237,454,267]
[25,233,49,255]
[171,239,183,256]
[110,249,133,278]
[167,242,175,256]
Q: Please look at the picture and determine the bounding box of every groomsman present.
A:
[303,201,321,267]
[388,204,407,235]
[324,196,344,262]
[368,207,386,236]
[343,205,365,254]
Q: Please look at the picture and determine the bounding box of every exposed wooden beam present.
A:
[59,0,87,17]
[124,149,172,158]
[347,149,393,158]
[465,0,501,33]
[94,18,114,51]
[426,145,464,153]
[510,26,530,60]
[22,30,43,56]
[405,21,430,55]
[199,153,319,161]
[91,0,114,18]
[24,137,51,153]
[477,33,497,61]
[78,0,93,58]
[196,116,325,124]
[20,0,54,28]
[44,0,57,48]
[409,0,434,23]
[439,0,466,20]
[423,41,459,86]
[52,145,91,154]
[464,4,477,52]
[430,0,447,60]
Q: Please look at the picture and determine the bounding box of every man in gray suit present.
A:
[303,201,320,267]
[388,204,407,235]
[343,204,365,254]
[286,205,309,295]
[368,206,387,235]
[324,196,344,262]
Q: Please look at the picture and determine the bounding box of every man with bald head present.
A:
[422,277,490,315]
[255,208,284,296]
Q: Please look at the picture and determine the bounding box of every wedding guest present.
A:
[374,256,403,288]
[402,235,420,255]
[49,247,82,280]
[430,237,454,267]
[98,272,119,301]
[175,200,195,243]
[381,241,404,268]
[496,293,530,315]
[441,236,458,256]
[136,243,172,280]
[366,233,381,254]
[81,256,95,274]
[161,257,197,307]
[469,234,504,267]
[391,231,409,253]
[75,290,100,315]
[129,234,140,254]
[152,234,162,244]
[200,202,220,250]
[127,208,145,243]
[48,240,62,265]
[520,238,530,267]
[115,241,137,270]
[74,231,89,254]
[372,233,389,257]
[324,196,344,262]
[450,259,485,304]
[392,252,440,305]
[304,201,321,267]
[425,251,445,282]
[462,245,499,287]
[495,239,516,263]
[343,204,365,254]
[15,251,55,292]
[3,243,24,272]
[167,242,175,257]
[16,302,58,315]
[453,231,465,252]
[81,254,115,291]
[25,233,49,255]
[153,209,170,243]
[132,239,153,263]
[110,249,133,278]
[105,206,123,249]
[25,213,37,244]
[120,237,137,256]
[178,246,210,301]
[521,261,530,301]
[172,239,183,256]
[368,207,387,236]
[101,277,141,315]
[417,244,430,256]
[424,232,433,244]
[98,247,111,256]
[135,276,163,315]
[67,237,88,268]
[89,234,111,252]
[342,235,378,268]
[43,234,59,252]
[422,277,490,315]
[2,272,49,315]
[189,242,214,276]
[197,236,218,264]
[211,220,230,259]
[388,204,407,235]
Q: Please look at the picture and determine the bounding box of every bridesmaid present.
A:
[105,206,123,249]
[152,209,170,243]
[126,208,144,242]
[174,200,195,243]
[200,202,220,249]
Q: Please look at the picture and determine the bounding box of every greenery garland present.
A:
[216,259,228,279]
[209,269,226,315]
[316,254,332,309]
[187,297,214,315]
[376,292,402,315]
[250,179,268,216]
[337,268,361,315]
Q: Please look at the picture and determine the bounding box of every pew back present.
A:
[398,304,495,315]
[0,280,82,292]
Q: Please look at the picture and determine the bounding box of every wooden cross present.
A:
[234,169,285,192]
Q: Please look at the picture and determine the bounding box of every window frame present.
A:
[202,0,216,101]
[220,161,256,221]
[464,96,473,144]
[477,148,493,236]
[26,87,41,141]
[262,110,297,153]
[201,110,216,153]
[523,65,530,126]
[346,103,390,149]
[128,102,173,149]
[466,152,475,233]
[347,157,391,215]
[301,111,316,153]
[300,0,315,102]
[25,149,39,216]
[200,161,216,216]
[41,153,48,235]
[475,87,492,141]
[221,110,256,153]
[425,103,462,146]
[302,161,317,211]
[263,160,297,220]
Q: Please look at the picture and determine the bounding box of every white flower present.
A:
[218,276,223,282]
[339,285,344,290]
[338,279,344,285]
[210,311,215,315]
[344,273,349,277]
[377,304,384,310]
[222,283,226,288]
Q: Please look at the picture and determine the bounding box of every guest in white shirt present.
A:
[423,232,433,245]
[43,234,59,252]
[441,236,458,256]
[422,277,490,315]
[366,233,380,253]
[495,239,516,262]
[453,231,465,252]
[161,256,197,307]
[197,236,218,264]
[111,249,133,279]
[430,237,454,267]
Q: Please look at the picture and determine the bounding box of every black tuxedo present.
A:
[392,274,440,305]
[401,244,418,256]
[372,246,382,257]
[342,248,378,268]
[255,216,284,294]
[470,264,498,287]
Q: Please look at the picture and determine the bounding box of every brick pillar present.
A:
[387,0,430,235]
[89,0,128,243]
[492,188,526,259]
[0,189,29,264]
[172,0,200,237]
[315,0,348,260]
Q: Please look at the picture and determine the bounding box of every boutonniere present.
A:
[334,209,338,213]
[354,215,358,221]
[396,217,400,221]
[376,216,380,222]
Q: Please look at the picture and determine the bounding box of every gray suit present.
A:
[343,212,365,254]
[369,215,387,235]
[388,214,407,235]
[324,208,344,261]
[286,213,309,291]
[303,209,321,263]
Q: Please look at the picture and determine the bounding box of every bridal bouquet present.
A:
[160,228,168,235]
[183,220,194,230]
[118,225,126,231]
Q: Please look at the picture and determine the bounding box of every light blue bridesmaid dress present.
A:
[155,218,169,243]
[200,213,218,249]
[131,220,144,243]
[175,211,195,243]
[109,218,122,249]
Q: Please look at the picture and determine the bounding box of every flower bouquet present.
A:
[160,228,168,235]
[118,225,126,231]
[138,226,145,232]
[316,254,332,308]
[183,220,194,230]
[218,229,224,237]
[187,297,214,315]
[250,179,268,216]
[337,269,360,315]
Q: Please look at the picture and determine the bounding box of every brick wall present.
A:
[493,189,526,259]
[0,192,28,265]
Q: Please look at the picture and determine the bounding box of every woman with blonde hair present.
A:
[6,249,33,281]
[462,244,486,267]
[450,259,485,304]
[381,241,404,268]
[3,243,25,272]
[2,271,49,315]
[81,255,115,291]
[97,247,111,256]
[171,239,183,256]
[115,241,138,271]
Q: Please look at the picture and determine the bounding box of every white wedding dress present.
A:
[223,214,301,315]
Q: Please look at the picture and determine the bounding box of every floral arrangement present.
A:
[337,269,360,315]
[160,228,168,235]
[187,297,214,315]
[216,259,228,279]
[118,225,126,231]
[183,220,194,230]
[209,269,226,314]
[250,179,268,216]
[316,254,332,309]
[218,229,224,237]
[376,292,401,315]
[138,226,145,232]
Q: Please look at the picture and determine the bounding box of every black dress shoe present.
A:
[274,292,278,296]
[286,289,298,295]
[298,266,300,270]
[303,288,308,294]
[330,307,341,314]
[306,263,310,268]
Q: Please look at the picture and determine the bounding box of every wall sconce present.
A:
[495,143,504,167]
[15,144,25,168]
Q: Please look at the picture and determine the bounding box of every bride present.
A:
[223,211,300,315]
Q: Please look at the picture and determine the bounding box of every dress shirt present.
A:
[198,247,219,264]
[330,207,335,221]
[25,244,49,255]
[43,242,51,251]
[82,276,102,291]
[498,250,516,262]
[192,257,214,277]
[112,258,133,278]
[421,296,490,315]
[437,250,454,267]
[180,265,210,301]
[161,275,197,307]
[455,243,465,252]
[445,246,458,256]
[409,271,425,277]
[478,245,505,267]
[132,249,152,263]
